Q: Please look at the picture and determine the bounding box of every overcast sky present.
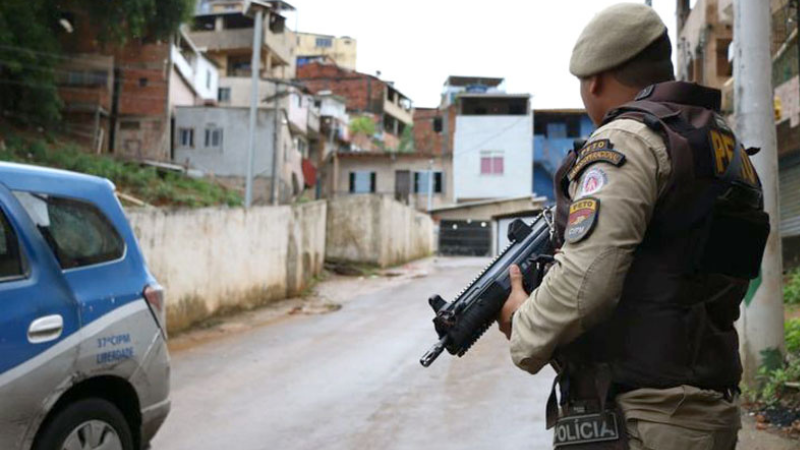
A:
[285,1,678,110]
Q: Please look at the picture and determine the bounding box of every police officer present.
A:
[497,3,769,450]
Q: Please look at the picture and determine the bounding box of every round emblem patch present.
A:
[565,197,600,244]
[578,168,607,198]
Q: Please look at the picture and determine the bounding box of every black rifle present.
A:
[420,208,556,367]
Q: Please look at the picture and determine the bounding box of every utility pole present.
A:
[271,84,281,206]
[427,159,434,211]
[734,0,785,384]
[244,1,268,208]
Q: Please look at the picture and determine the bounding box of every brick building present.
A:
[413,106,456,155]
[57,9,173,160]
[296,62,412,151]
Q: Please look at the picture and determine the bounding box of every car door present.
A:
[0,183,80,450]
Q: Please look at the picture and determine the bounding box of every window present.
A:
[480,151,504,176]
[60,70,107,87]
[414,171,444,194]
[566,116,581,138]
[316,37,333,48]
[433,117,443,133]
[349,171,376,193]
[547,123,567,139]
[178,128,194,148]
[139,77,149,87]
[228,56,252,77]
[119,121,140,130]
[14,192,124,270]
[0,210,24,280]
[205,127,223,148]
[218,87,231,103]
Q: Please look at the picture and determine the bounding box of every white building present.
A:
[452,90,532,202]
[170,28,219,108]
[174,106,304,204]
[441,75,506,108]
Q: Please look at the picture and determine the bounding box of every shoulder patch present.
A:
[568,140,626,181]
[579,139,614,156]
[577,168,607,198]
[565,197,600,244]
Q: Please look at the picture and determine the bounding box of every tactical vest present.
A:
[553,81,770,392]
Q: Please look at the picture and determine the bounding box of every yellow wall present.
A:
[296,32,357,70]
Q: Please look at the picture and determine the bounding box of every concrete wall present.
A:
[128,202,326,333]
[326,195,434,267]
[453,115,533,201]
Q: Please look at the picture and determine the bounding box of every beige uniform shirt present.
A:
[509,118,741,432]
[510,118,670,372]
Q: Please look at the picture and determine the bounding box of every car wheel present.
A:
[33,398,134,450]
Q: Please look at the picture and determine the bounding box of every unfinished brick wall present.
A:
[413,105,455,155]
[57,12,171,161]
[296,62,385,114]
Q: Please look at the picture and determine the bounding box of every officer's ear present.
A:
[587,75,602,96]
[580,75,605,125]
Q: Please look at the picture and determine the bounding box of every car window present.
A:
[14,192,124,270]
[0,208,24,281]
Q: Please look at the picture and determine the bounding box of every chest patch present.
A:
[568,139,626,181]
[577,168,607,198]
[565,198,599,244]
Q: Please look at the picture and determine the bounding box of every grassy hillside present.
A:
[0,130,241,208]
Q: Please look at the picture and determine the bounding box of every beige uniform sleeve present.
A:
[510,119,671,374]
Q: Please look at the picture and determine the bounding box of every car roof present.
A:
[0,162,115,199]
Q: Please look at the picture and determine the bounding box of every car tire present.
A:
[33,397,134,450]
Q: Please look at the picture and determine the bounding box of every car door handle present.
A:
[28,315,64,344]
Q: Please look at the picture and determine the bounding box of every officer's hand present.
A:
[497,264,528,340]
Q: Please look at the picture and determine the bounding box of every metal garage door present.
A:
[439,220,491,256]
[781,158,800,237]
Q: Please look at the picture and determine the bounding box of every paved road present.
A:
[152,258,555,450]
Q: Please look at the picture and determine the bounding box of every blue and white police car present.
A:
[0,162,170,450]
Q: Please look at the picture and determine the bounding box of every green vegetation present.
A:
[349,116,377,137]
[0,0,193,125]
[748,346,800,406]
[745,297,800,409]
[1,131,241,208]
[398,125,415,153]
[784,268,800,305]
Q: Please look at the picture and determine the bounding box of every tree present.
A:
[0,0,63,124]
[0,0,194,125]
[349,115,377,137]
[398,125,414,153]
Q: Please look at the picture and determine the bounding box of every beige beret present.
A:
[570,3,667,78]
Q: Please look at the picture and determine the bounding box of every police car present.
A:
[0,162,170,450]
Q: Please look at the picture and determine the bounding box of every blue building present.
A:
[533,109,594,203]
